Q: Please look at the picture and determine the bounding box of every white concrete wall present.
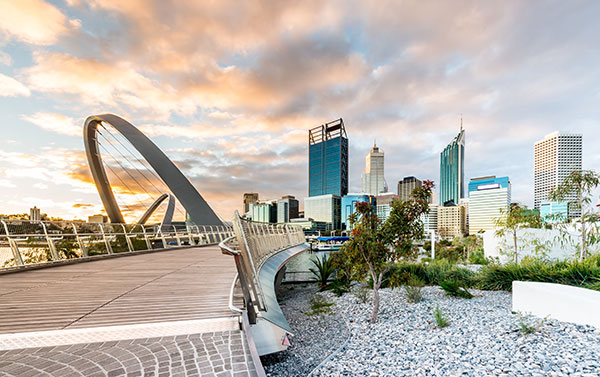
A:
[483,227,581,263]
[513,281,600,328]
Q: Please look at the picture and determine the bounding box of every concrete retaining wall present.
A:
[512,281,600,328]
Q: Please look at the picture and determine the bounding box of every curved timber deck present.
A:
[0,245,260,376]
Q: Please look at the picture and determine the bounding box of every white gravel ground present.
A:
[265,284,600,377]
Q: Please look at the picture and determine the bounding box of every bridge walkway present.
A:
[0,245,260,376]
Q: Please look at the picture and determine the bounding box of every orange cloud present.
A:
[0,0,79,45]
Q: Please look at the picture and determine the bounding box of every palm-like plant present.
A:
[310,253,336,290]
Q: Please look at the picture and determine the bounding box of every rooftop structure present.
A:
[361,142,387,195]
[308,119,349,197]
[440,123,465,206]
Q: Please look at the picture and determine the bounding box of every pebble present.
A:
[265,285,600,377]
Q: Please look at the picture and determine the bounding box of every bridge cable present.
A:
[99,123,188,220]
[99,124,188,220]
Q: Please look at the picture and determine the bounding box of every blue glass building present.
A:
[309,119,349,197]
[540,202,569,223]
[440,128,465,206]
[341,194,376,230]
[468,176,510,193]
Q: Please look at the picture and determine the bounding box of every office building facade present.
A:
[376,193,399,222]
[397,176,422,201]
[341,193,376,230]
[422,204,439,232]
[361,143,387,195]
[440,128,465,206]
[540,201,569,223]
[29,206,41,221]
[468,176,511,233]
[250,201,277,223]
[437,205,466,239]
[308,119,349,197]
[277,195,299,223]
[534,132,582,219]
[243,193,259,214]
[304,194,341,230]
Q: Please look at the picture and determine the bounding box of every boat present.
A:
[310,236,349,252]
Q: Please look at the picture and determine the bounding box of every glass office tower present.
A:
[308,119,349,197]
[440,128,465,206]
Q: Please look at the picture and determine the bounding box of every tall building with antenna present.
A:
[440,119,465,206]
[308,119,349,197]
[361,141,387,195]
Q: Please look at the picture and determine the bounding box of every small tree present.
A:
[341,181,433,323]
[463,234,482,261]
[549,170,600,260]
[495,203,542,263]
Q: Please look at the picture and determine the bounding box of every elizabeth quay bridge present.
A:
[0,114,309,377]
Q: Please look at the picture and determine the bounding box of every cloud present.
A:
[21,112,81,136]
[0,0,78,45]
[0,73,30,97]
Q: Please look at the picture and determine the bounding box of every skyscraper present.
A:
[534,132,582,219]
[308,119,349,197]
[468,176,511,233]
[397,176,422,201]
[277,195,299,223]
[29,206,41,221]
[440,125,465,206]
[361,143,386,195]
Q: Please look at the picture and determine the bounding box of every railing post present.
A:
[2,220,23,266]
[72,223,88,257]
[173,225,182,246]
[100,224,113,254]
[121,224,134,252]
[40,222,59,261]
[159,226,168,248]
[187,225,194,245]
[141,225,152,250]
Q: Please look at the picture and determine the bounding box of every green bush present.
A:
[468,249,489,265]
[403,277,425,303]
[439,280,474,299]
[309,253,336,290]
[477,255,600,291]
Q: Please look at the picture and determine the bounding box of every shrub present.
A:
[328,280,350,297]
[403,277,424,303]
[469,249,489,265]
[309,253,336,290]
[432,304,450,328]
[354,286,370,303]
[477,256,600,292]
[439,280,474,299]
[306,294,335,316]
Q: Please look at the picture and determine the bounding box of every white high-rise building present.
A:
[361,142,387,195]
[534,132,582,219]
[468,176,511,233]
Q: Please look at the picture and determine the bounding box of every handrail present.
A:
[219,212,305,320]
[0,219,233,269]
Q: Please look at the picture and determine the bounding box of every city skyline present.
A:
[1,1,600,220]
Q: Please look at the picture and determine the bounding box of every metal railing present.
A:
[220,211,305,323]
[0,219,233,270]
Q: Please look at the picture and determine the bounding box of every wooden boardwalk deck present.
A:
[0,245,238,334]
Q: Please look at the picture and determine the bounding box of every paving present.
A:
[0,245,260,376]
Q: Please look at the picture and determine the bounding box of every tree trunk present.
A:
[513,230,518,264]
[370,282,380,324]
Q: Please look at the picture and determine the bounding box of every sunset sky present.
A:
[1,0,599,221]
